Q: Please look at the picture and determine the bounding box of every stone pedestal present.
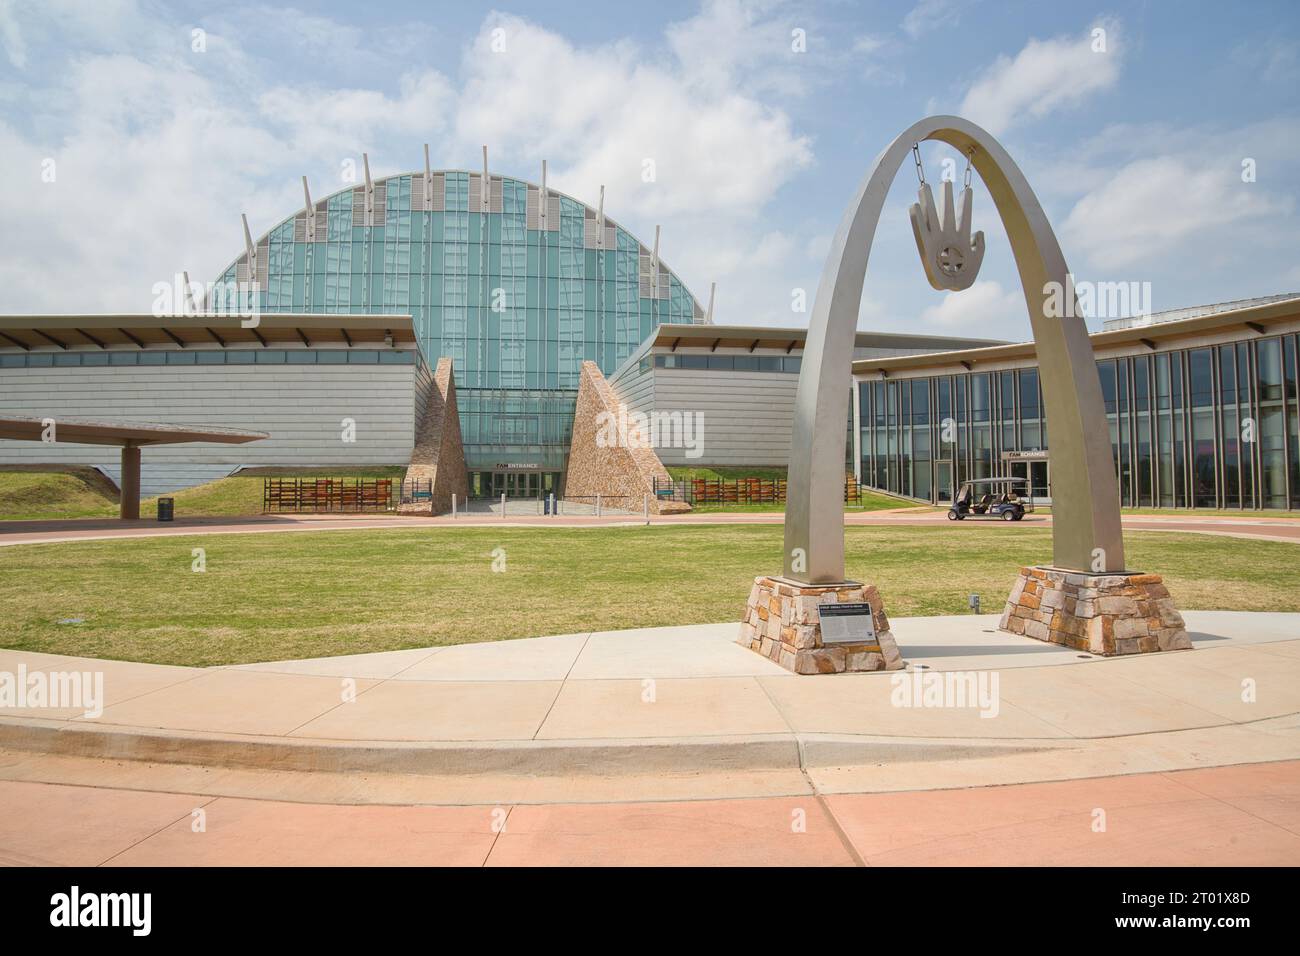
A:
[999,566,1191,656]
[738,576,904,674]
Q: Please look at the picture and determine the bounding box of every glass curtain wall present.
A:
[859,333,1300,510]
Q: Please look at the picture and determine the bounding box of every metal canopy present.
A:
[0,417,267,521]
[0,314,416,352]
[852,296,1300,378]
[644,322,1006,354]
[0,416,268,447]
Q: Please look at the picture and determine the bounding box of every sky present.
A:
[1,0,1298,339]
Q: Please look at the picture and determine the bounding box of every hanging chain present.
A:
[912,143,925,185]
[963,148,975,188]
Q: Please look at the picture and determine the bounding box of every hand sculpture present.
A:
[909,179,984,291]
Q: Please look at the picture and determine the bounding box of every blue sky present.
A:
[1,0,1298,339]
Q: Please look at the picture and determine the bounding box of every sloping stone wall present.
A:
[564,360,690,515]
[999,566,1191,655]
[402,357,468,515]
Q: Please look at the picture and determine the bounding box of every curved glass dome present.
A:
[212,168,704,476]
[214,169,704,391]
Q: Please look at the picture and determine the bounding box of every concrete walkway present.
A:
[3,612,1298,795]
[3,509,1300,546]
[1,759,1296,866]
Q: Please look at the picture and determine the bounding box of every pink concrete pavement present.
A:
[3,507,1299,546]
[3,761,1298,866]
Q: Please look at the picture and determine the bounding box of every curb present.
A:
[0,717,1056,777]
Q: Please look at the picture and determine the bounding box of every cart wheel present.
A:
[947,510,958,521]
[1002,510,1015,521]
[1013,512,1024,521]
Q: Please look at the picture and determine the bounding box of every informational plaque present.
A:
[818,602,877,645]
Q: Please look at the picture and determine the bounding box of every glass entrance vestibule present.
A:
[470,470,562,499]
[1004,453,1051,504]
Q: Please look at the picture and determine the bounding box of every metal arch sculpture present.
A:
[784,115,1124,584]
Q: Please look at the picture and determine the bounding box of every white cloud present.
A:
[0,50,292,311]
[257,71,454,160]
[0,2,815,315]
[0,0,26,68]
[851,32,904,85]
[665,0,813,97]
[919,280,1021,330]
[452,12,813,222]
[959,21,1122,135]
[1061,156,1278,271]
[901,0,966,39]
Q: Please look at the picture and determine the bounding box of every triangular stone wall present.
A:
[564,360,690,515]
[403,357,469,515]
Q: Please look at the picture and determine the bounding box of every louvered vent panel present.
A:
[583,219,600,248]
[236,260,251,283]
[351,188,365,226]
[373,183,386,221]
[314,210,328,238]
[294,216,307,242]
[546,194,561,230]
[638,253,654,298]
[490,177,503,213]
[658,266,671,299]
[526,187,539,229]
[605,225,616,249]
[410,175,424,210]
[430,173,445,211]
[256,240,269,286]
[468,173,482,210]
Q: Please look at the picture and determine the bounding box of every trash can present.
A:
[157,497,174,522]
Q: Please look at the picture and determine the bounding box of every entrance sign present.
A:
[1002,450,1048,461]
[784,115,1125,583]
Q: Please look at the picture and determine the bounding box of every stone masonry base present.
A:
[738,576,904,675]
[999,566,1191,656]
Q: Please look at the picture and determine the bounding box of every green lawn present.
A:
[688,489,908,513]
[0,524,1293,666]
[0,469,118,520]
[0,467,407,520]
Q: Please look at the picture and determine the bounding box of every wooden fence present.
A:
[262,478,394,513]
[653,476,862,505]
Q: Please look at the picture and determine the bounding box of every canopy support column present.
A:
[120,443,141,520]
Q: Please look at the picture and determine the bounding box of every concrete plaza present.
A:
[1,609,1298,864]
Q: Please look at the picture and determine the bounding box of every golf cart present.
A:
[947,476,1035,521]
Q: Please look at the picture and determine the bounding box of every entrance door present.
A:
[1030,460,1050,503]
[494,471,542,498]
[514,472,539,498]
[1008,460,1051,504]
